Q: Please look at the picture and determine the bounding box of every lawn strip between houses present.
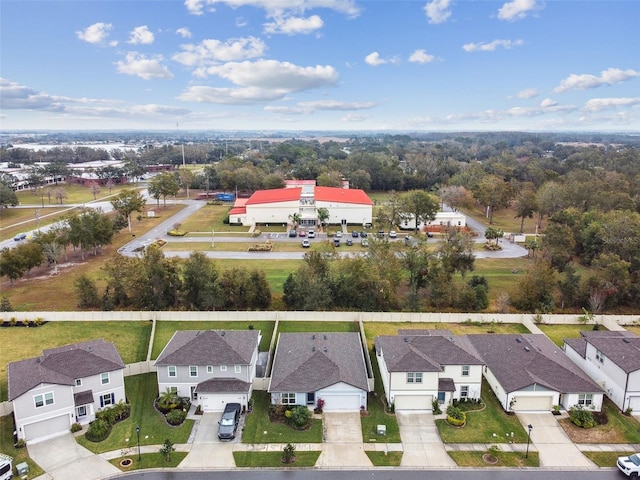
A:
[362,352,401,443]
[537,324,607,347]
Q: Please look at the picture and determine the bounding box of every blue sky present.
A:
[1,0,639,132]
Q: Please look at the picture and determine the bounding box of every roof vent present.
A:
[623,338,631,343]
[323,335,327,340]
[221,331,225,336]
[404,337,409,343]
[195,331,200,336]
[312,334,316,340]
[516,338,522,343]
[323,347,327,353]
[524,346,530,352]
[312,347,316,352]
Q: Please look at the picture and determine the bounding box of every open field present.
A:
[15,183,135,206]
[461,204,545,235]
[0,321,151,402]
[0,206,69,241]
[537,323,606,347]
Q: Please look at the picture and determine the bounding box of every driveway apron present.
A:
[516,412,595,467]
[316,412,371,467]
[28,434,120,480]
[397,412,455,467]
[179,412,236,469]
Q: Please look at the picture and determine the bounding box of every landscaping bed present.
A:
[448,450,539,467]
[558,398,640,444]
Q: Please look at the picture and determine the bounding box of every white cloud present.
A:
[342,113,369,122]
[178,85,287,104]
[264,14,323,34]
[584,97,640,111]
[115,53,174,80]
[76,22,114,45]
[176,27,192,38]
[408,49,435,64]
[297,100,375,111]
[173,37,266,67]
[553,68,640,93]
[497,0,539,21]
[128,26,155,45]
[185,0,361,18]
[365,52,387,66]
[463,39,523,52]
[264,105,307,114]
[423,0,451,24]
[0,78,61,110]
[516,88,538,99]
[540,98,557,108]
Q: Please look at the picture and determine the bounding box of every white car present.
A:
[388,230,397,238]
[307,230,316,238]
[335,231,343,238]
[301,239,310,248]
[617,453,640,478]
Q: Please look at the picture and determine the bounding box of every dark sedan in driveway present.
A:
[218,403,241,440]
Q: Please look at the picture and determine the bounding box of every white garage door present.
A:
[511,396,554,412]
[321,394,361,411]
[628,396,640,410]
[24,414,70,441]
[199,394,245,412]
[394,395,433,411]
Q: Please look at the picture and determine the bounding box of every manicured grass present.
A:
[582,451,633,467]
[76,373,194,454]
[277,321,359,334]
[0,321,151,402]
[0,206,69,242]
[559,398,640,444]
[151,321,274,359]
[362,353,401,443]
[0,414,45,478]
[437,379,529,444]
[178,204,240,233]
[233,450,321,467]
[537,324,604,347]
[109,451,188,470]
[365,450,403,466]
[241,391,322,444]
[471,257,538,307]
[448,450,539,467]
[16,183,133,206]
[625,325,640,336]
[461,205,544,235]
[215,259,301,297]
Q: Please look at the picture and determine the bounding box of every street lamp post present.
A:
[525,424,533,458]
[136,425,141,461]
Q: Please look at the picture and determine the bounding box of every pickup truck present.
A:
[617,453,640,478]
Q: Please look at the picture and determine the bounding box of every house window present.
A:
[407,372,422,384]
[189,366,198,377]
[460,386,469,399]
[34,392,54,408]
[235,365,242,374]
[462,365,470,377]
[100,392,115,407]
[578,394,593,406]
[168,366,177,377]
[77,405,87,417]
[595,350,605,363]
[220,365,227,372]
[101,372,109,385]
[75,379,82,387]
[169,387,178,394]
[282,393,296,405]
[207,366,213,373]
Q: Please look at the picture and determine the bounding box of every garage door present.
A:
[24,414,70,441]
[394,395,433,411]
[199,394,245,412]
[511,396,554,412]
[628,396,640,410]
[321,394,361,411]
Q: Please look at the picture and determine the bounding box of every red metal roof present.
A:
[314,186,373,205]
[246,187,302,205]
[229,206,246,215]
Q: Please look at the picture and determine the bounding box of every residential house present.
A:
[8,339,126,443]
[375,330,483,411]
[463,334,605,412]
[268,332,370,411]
[154,330,261,412]
[564,330,640,412]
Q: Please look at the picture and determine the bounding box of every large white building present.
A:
[228,185,373,227]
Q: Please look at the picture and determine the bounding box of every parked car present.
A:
[298,230,306,237]
[307,230,316,238]
[617,453,640,478]
[351,231,359,237]
[13,233,27,241]
[377,230,385,238]
[404,235,417,247]
[346,238,353,246]
[426,231,434,238]
[335,231,343,238]
[218,403,242,440]
[301,239,310,248]
[333,238,341,247]
[360,231,368,238]
[288,229,297,237]
[389,230,398,238]
[361,239,369,247]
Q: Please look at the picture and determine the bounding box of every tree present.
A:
[512,261,557,313]
[438,227,475,277]
[0,247,26,284]
[148,172,180,207]
[524,237,540,259]
[0,295,13,312]
[399,190,439,233]
[111,189,146,233]
[542,223,575,271]
[473,175,514,224]
[401,246,431,311]
[439,185,474,212]
[52,187,68,204]
[317,207,329,230]
[159,439,175,462]
[75,275,100,308]
[66,208,114,260]
[514,184,538,232]
[288,212,301,229]
[0,182,18,209]
[484,227,504,247]
[181,251,221,310]
[139,245,181,310]
[87,181,101,200]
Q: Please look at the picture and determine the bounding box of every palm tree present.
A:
[288,212,301,229]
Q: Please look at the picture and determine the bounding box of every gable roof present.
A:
[463,334,603,394]
[375,334,483,372]
[8,339,125,401]
[246,187,301,205]
[269,332,369,393]
[154,330,260,366]
[573,330,640,373]
[314,186,373,205]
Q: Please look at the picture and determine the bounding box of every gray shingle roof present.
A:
[74,390,94,406]
[8,339,125,401]
[374,334,483,372]
[464,334,603,394]
[195,378,250,394]
[564,337,587,358]
[438,377,456,392]
[576,330,640,373]
[154,330,260,366]
[269,333,369,393]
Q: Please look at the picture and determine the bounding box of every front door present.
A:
[190,386,198,401]
[438,392,445,403]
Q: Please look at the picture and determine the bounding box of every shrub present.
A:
[85,418,111,442]
[70,423,82,433]
[624,407,633,416]
[282,443,296,463]
[432,399,442,415]
[569,405,596,428]
[159,438,175,461]
[14,439,26,449]
[166,409,187,426]
[316,398,325,413]
[288,405,312,429]
[446,405,466,427]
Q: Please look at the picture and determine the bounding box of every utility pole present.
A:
[177,122,189,199]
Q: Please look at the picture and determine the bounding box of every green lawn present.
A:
[0,321,151,402]
[76,373,194,454]
[277,321,359,334]
[537,324,603,347]
[437,379,529,444]
[448,450,539,467]
[0,415,45,478]
[582,451,633,467]
[109,451,188,471]
[242,391,322,444]
[233,450,321,467]
[215,259,301,297]
[365,450,403,466]
[361,352,401,443]
[151,321,275,359]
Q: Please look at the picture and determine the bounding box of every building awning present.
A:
[195,378,251,394]
[74,390,94,406]
[438,378,456,392]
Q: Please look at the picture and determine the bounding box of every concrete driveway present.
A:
[179,412,236,469]
[397,412,455,467]
[28,434,120,480]
[316,412,371,468]
[516,412,595,467]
